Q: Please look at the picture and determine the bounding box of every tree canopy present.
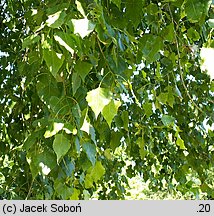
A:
[0,0,214,199]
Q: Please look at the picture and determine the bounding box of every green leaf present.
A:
[72,72,81,95]
[140,34,164,63]
[36,150,57,175]
[187,27,200,41]
[82,142,96,166]
[23,130,43,151]
[74,60,93,82]
[110,131,123,151]
[70,188,80,200]
[208,19,214,28]
[185,0,211,23]
[161,115,175,127]
[53,134,70,162]
[86,87,112,119]
[176,137,186,150]
[85,161,105,188]
[43,49,64,78]
[54,33,75,54]
[136,136,146,160]
[80,113,96,143]
[166,86,175,108]
[89,161,105,183]
[110,0,121,9]
[157,92,168,104]
[125,0,143,28]
[22,35,40,49]
[85,174,93,189]
[72,18,95,38]
[27,149,57,178]
[36,74,60,104]
[49,96,70,115]
[102,99,121,127]
[143,102,153,118]
[161,23,174,42]
[54,180,73,199]
[121,110,129,131]
[46,10,66,28]
[75,0,86,17]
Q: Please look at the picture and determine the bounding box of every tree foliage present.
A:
[0,0,214,199]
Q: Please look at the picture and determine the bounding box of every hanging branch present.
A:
[168,4,205,114]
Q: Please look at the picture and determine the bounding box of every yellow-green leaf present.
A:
[86,87,112,119]
[102,99,121,127]
[176,137,186,150]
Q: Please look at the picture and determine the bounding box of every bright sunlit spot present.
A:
[200,47,214,80]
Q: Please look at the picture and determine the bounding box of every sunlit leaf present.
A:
[176,137,186,150]
[86,87,112,119]
[72,18,95,38]
[200,47,214,80]
[54,33,74,54]
[88,161,105,183]
[46,10,66,28]
[102,99,121,127]
[44,122,64,138]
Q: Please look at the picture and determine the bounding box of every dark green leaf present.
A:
[43,49,64,78]
[82,142,96,166]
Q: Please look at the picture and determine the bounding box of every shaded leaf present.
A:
[49,96,70,115]
[143,102,153,118]
[121,110,129,131]
[136,136,146,160]
[140,34,164,63]
[82,142,96,166]
[161,115,175,126]
[22,35,40,49]
[43,48,64,78]
[110,0,121,9]
[110,131,123,151]
[74,60,93,81]
[54,180,73,199]
[72,72,81,95]
[53,134,70,162]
